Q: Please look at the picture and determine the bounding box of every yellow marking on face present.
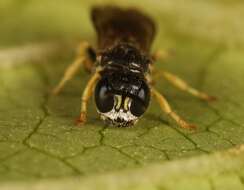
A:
[115,95,122,110]
[124,97,131,111]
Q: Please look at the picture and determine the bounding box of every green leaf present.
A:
[0,0,244,189]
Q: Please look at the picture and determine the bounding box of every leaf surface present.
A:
[0,0,244,189]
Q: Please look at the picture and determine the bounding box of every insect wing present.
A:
[91,6,156,52]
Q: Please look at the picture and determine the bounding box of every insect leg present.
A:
[52,42,95,95]
[151,87,196,130]
[77,71,101,125]
[77,42,96,73]
[152,49,174,62]
[156,70,216,101]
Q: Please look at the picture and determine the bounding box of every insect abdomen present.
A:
[91,6,156,52]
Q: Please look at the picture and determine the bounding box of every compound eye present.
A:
[130,98,146,117]
[130,81,150,117]
[95,78,114,113]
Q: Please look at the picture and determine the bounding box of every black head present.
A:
[95,73,150,127]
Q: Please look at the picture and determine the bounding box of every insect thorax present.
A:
[99,43,150,74]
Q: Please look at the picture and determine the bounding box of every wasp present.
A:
[52,6,215,129]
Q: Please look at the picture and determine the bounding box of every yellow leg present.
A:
[152,49,174,62]
[151,88,196,130]
[52,42,95,95]
[76,71,101,125]
[155,70,216,101]
[76,42,95,73]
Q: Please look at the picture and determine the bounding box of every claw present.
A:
[185,124,197,130]
[178,119,197,130]
[207,95,217,102]
[202,94,217,102]
[51,87,60,96]
[75,112,87,126]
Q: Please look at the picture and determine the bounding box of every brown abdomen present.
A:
[91,6,156,53]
